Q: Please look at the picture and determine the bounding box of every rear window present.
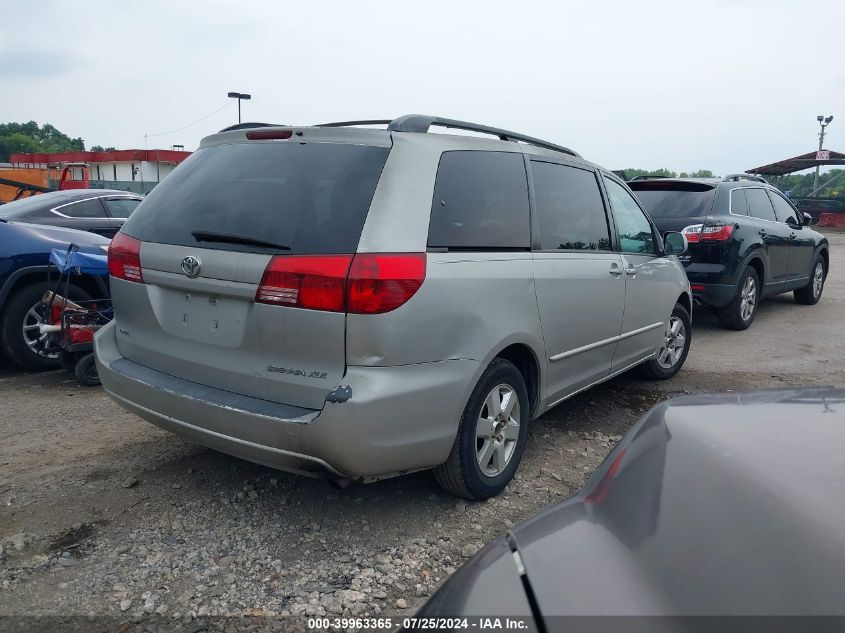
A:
[628,182,716,218]
[428,151,530,250]
[121,142,390,254]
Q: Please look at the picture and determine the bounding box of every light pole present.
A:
[813,115,833,194]
[227,92,252,124]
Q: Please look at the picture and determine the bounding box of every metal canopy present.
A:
[746,150,845,176]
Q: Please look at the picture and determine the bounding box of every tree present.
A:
[689,169,714,178]
[0,121,85,161]
[90,145,117,152]
[621,168,677,180]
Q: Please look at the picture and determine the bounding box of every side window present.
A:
[428,151,530,249]
[103,197,141,219]
[55,198,107,218]
[745,188,777,222]
[730,189,749,216]
[531,161,611,251]
[603,177,656,255]
[768,191,798,224]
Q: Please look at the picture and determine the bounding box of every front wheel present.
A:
[794,257,826,305]
[640,303,691,380]
[434,359,529,500]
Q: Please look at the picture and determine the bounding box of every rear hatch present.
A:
[628,180,720,264]
[113,130,391,409]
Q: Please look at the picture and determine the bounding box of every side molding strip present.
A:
[549,322,664,363]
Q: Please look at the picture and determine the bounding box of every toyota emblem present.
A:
[181,255,201,278]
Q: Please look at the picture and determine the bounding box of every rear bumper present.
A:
[94,320,480,480]
[689,282,736,308]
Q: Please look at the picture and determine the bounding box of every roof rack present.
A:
[723,173,767,183]
[317,114,580,157]
[317,119,393,128]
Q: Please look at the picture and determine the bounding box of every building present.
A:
[8,148,192,195]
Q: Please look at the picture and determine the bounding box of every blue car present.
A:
[0,220,110,370]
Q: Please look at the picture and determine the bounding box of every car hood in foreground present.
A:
[421,388,845,619]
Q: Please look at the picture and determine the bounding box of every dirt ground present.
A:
[1,230,843,628]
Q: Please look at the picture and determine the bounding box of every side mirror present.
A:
[802,212,813,226]
[664,231,687,255]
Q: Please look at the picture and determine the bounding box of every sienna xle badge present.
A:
[95,114,692,500]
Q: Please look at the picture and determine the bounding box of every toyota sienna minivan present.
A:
[95,114,692,499]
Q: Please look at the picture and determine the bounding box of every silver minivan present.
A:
[95,115,691,499]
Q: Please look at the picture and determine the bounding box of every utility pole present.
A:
[227,92,252,124]
[814,115,833,195]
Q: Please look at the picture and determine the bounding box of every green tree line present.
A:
[0,121,85,162]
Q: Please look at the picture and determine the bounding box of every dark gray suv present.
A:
[95,115,692,499]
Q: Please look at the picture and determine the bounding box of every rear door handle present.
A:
[758,229,768,237]
[625,267,638,276]
[790,233,797,240]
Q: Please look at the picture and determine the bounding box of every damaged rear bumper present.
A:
[94,321,479,480]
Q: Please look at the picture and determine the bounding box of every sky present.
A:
[1,0,843,175]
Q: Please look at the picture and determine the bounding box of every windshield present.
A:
[629,183,716,218]
[121,141,390,254]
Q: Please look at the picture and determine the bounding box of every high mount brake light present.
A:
[245,129,293,140]
[108,233,144,283]
[255,253,427,314]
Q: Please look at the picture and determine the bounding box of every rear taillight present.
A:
[256,255,352,311]
[108,233,144,283]
[700,224,735,241]
[681,224,703,243]
[681,223,735,243]
[255,253,426,314]
[347,253,426,314]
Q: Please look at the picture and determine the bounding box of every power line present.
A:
[147,101,232,138]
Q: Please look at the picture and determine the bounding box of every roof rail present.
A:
[629,175,672,181]
[218,122,279,133]
[389,114,580,157]
[317,119,392,128]
[316,114,580,157]
[724,173,768,183]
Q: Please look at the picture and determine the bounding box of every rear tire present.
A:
[717,267,759,330]
[74,353,100,387]
[639,303,691,380]
[434,359,529,500]
[794,257,826,305]
[0,283,90,371]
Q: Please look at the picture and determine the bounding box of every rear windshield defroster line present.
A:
[121,142,390,255]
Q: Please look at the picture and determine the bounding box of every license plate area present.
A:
[151,286,248,347]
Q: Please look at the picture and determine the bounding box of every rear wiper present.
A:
[191,230,290,251]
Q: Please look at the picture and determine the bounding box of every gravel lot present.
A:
[1,230,843,629]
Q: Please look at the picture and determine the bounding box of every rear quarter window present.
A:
[121,142,390,254]
[427,151,530,250]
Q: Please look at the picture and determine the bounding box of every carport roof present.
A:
[746,150,845,176]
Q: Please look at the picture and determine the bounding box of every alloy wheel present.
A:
[740,276,757,322]
[813,262,824,298]
[21,301,58,360]
[656,315,687,369]
[475,384,520,478]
